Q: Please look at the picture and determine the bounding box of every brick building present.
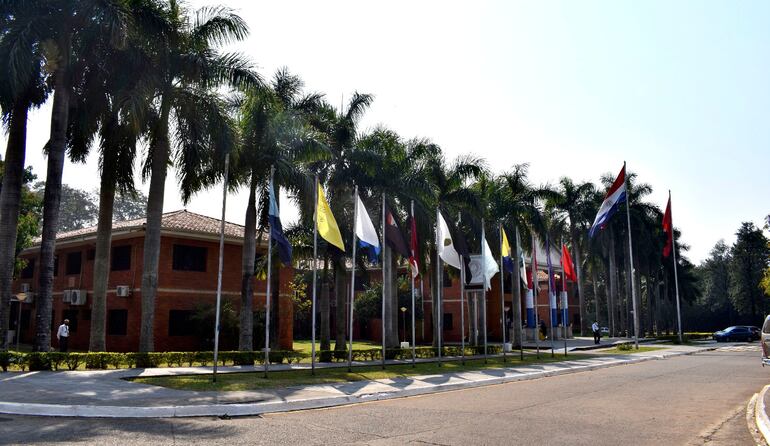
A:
[9,210,294,352]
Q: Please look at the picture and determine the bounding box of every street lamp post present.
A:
[400,307,407,344]
[15,292,27,351]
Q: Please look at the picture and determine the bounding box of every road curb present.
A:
[755,384,770,444]
[0,347,716,418]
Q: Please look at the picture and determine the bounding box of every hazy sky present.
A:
[7,1,770,263]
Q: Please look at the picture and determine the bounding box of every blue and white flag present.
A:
[589,165,627,238]
[269,179,292,265]
[355,194,380,262]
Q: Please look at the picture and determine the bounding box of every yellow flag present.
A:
[501,228,511,258]
[316,183,345,251]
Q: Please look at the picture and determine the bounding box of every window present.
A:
[354,272,369,291]
[62,309,78,333]
[65,252,82,275]
[87,249,95,261]
[20,259,35,279]
[503,273,512,293]
[172,245,207,272]
[443,313,453,330]
[107,310,128,336]
[442,268,453,287]
[168,310,195,336]
[111,246,132,271]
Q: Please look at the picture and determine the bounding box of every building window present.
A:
[107,310,128,336]
[443,268,453,287]
[168,310,195,336]
[172,245,207,272]
[20,259,35,279]
[503,273,512,293]
[62,309,78,333]
[111,246,132,271]
[87,249,95,261]
[443,313,453,330]
[65,252,82,275]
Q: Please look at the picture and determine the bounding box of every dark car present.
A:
[713,326,756,342]
[746,326,761,340]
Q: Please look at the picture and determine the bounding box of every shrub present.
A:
[617,343,633,351]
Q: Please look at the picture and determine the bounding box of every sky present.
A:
[7,0,770,263]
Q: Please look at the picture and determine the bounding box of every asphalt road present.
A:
[1,345,767,446]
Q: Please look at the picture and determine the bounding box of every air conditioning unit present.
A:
[69,290,87,306]
[20,283,30,293]
[62,289,72,303]
[116,286,131,297]
[23,292,34,304]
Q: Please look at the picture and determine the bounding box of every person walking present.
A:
[57,319,70,352]
[592,321,600,345]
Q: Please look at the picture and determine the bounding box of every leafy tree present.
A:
[113,191,148,222]
[0,163,42,273]
[33,183,98,232]
[729,222,770,323]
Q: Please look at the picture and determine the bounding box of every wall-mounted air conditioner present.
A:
[69,290,87,306]
[62,289,72,303]
[23,292,34,304]
[116,286,131,297]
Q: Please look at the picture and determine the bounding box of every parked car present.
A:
[747,326,761,340]
[761,316,770,366]
[713,326,756,342]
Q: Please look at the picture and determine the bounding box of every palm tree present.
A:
[138,4,260,352]
[0,2,50,349]
[548,178,596,335]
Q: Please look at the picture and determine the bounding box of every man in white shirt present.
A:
[591,321,600,345]
[57,319,70,352]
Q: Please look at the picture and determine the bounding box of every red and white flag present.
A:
[409,213,419,278]
[662,196,673,258]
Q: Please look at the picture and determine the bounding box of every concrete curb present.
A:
[0,347,715,418]
[755,384,770,444]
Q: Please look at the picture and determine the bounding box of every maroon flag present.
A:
[662,197,673,258]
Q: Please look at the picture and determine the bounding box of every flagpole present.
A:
[436,207,442,367]
[561,237,567,357]
[348,187,359,372]
[211,153,229,383]
[547,236,555,358]
[381,192,386,369]
[481,219,488,363]
[410,200,416,367]
[624,161,640,349]
[459,212,465,365]
[533,232,540,359]
[670,190,683,344]
[515,226,524,361]
[311,175,319,374]
[264,167,275,378]
[499,223,506,363]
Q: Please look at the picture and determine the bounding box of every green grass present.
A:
[597,346,664,355]
[291,339,380,355]
[131,354,594,392]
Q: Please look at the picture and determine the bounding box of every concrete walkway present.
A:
[0,344,715,418]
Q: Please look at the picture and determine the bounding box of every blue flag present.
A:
[269,180,292,265]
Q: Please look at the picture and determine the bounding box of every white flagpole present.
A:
[548,236,555,358]
[381,193,386,369]
[459,212,465,365]
[311,175,319,374]
[500,223,506,362]
[264,167,275,378]
[624,161,641,349]
[410,200,416,367]
[481,219,488,363]
[533,232,540,359]
[348,187,359,372]
[561,237,567,357]
[670,190,683,344]
[436,208,442,366]
[515,226,524,361]
[212,153,229,383]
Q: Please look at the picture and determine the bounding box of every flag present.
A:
[269,178,292,265]
[437,211,462,269]
[409,213,419,278]
[447,215,473,284]
[481,234,499,291]
[385,203,410,258]
[519,242,528,288]
[589,165,627,238]
[527,234,539,328]
[662,196,673,258]
[316,183,345,251]
[355,194,380,262]
[561,244,576,282]
[546,237,557,327]
[501,228,513,273]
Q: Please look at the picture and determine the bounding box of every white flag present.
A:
[355,194,380,254]
[437,212,461,270]
[482,237,499,291]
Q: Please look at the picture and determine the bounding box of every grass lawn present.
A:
[596,346,664,355]
[131,353,594,392]
[291,339,380,354]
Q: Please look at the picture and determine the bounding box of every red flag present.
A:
[561,244,577,282]
[409,215,419,278]
[662,196,673,258]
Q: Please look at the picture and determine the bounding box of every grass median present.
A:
[131,353,597,392]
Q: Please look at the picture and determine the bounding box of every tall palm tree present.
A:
[138,3,260,352]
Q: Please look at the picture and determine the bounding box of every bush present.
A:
[616,343,633,351]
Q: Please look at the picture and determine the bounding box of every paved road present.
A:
[0,346,767,445]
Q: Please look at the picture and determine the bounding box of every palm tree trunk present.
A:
[35,62,71,352]
[590,267,600,325]
[0,103,29,350]
[239,176,256,351]
[571,233,586,336]
[386,246,399,349]
[511,232,523,347]
[88,169,116,351]
[607,234,617,337]
[333,259,346,351]
[139,96,171,352]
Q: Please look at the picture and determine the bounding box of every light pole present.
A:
[400,307,407,344]
[15,292,27,351]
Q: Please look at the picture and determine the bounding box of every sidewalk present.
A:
[0,344,715,418]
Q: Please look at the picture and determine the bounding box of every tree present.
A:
[138,4,259,352]
[113,191,148,222]
[729,222,770,323]
[32,183,98,232]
